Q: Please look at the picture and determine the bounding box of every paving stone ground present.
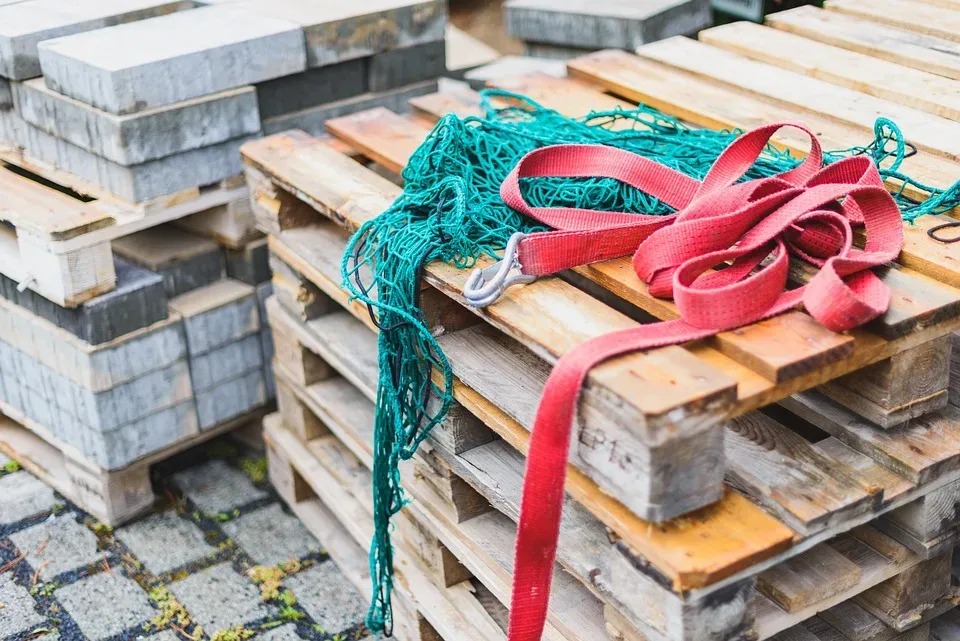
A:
[0,439,369,641]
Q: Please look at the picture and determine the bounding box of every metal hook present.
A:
[463,232,536,307]
[927,221,960,244]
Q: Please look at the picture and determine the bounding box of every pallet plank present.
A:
[766,6,960,81]
[825,0,960,43]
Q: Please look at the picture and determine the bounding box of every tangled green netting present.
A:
[339,90,960,635]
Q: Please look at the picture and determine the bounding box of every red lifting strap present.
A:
[496,123,904,641]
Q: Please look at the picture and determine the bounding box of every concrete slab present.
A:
[504,0,711,49]
[195,368,265,429]
[169,279,259,356]
[0,0,191,80]
[368,39,446,93]
[169,563,272,635]
[117,510,217,574]
[14,79,260,165]
[284,562,366,634]
[37,5,307,114]
[222,503,320,566]
[255,58,366,120]
[189,334,263,392]
[56,572,157,640]
[0,257,168,346]
[9,515,102,580]
[262,80,438,137]
[0,574,45,638]
[230,0,446,68]
[0,471,57,524]
[112,226,224,298]
[0,76,11,109]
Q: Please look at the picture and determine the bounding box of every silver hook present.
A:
[463,232,536,307]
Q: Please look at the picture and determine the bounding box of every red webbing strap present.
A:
[502,123,903,641]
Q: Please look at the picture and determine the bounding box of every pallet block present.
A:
[13,80,260,165]
[0,0,191,80]
[112,225,225,298]
[230,0,447,68]
[36,4,306,114]
[820,600,933,641]
[174,197,261,250]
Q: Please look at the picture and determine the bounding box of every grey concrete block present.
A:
[172,459,268,513]
[225,237,270,286]
[195,368,265,429]
[284,562,366,634]
[262,80,438,137]
[0,574,45,637]
[169,279,260,356]
[112,226,224,298]
[0,471,56,524]
[231,0,446,68]
[117,510,217,574]
[189,333,263,391]
[169,563,271,635]
[14,78,260,165]
[0,0,191,80]
[0,257,167,345]
[255,282,273,326]
[9,515,102,580]
[368,39,446,93]
[464,56,566,90]
[8,112,255,202]
[222,503,320,566]
[37,5,307,114]
[0,76,11,109]
[255,58,366,120]
[523,40,596,60]
[56,573,157,640]
[503,0,712,49]
[0,297,185,392]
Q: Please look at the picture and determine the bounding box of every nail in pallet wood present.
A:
[0,407,265,526]
[0,0,191,80]
[271,268,960,638]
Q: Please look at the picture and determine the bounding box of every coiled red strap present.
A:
[501,123,903,641]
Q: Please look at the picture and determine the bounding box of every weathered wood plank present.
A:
[700,22,960,121]
[767,6,960,81]
[854,552,954,631]
[757,544,862,612]
[825,0,960,43]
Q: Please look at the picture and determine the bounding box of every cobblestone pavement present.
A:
[0,441,370,641]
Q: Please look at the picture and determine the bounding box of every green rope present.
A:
[340,91,960,635]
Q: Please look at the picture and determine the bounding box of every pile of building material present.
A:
[503,0,713,59]
[240,0,960,638]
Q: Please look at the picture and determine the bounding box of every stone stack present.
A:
[503,0,713,59]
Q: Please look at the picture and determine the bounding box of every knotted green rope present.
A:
[340,91,960,635]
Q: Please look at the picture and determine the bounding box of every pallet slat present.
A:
[825,0,960,43]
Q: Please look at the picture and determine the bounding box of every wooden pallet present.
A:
[263,277,960,641]
[0,405,265,526]
[0,148,247,307]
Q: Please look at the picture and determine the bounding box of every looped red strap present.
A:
[502,123,903,641]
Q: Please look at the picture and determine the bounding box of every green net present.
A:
[340,90,960,635]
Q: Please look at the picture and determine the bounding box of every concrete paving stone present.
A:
[0,451,9,465]
[0,472,56,524]
[222,503,320,566]
[284,562,366,634]
[6,111,256,202]
[0,296,185,393]
[255,58,367,121]
[0,573,46,637]
[503,0,711,49]
[172,459,268,514]
[0,0,191,80]
[0,257,167,346]
[56,572,157,640]
[231,0,446,68]
[15,79,260,165]
[256,282,273,326]
[169,563,271,634]
[117,510,217,574]
[113,226,225,298]
[0,77,11,109]
[523,40,594,60]
[262,80,439,137]
[225,238,270,287]
[195,368,266,429]
[368,39,446,93]
[9,514,102,580]
[145,632,180,641]
[189,334,263,392]
[169,279,259,357]
[257,623,302,641]
[38,5,307,114]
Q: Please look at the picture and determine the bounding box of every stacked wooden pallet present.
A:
[503,0,712,60]
[244,2,960,640]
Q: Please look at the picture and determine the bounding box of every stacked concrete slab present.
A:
[504,0,712,59]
